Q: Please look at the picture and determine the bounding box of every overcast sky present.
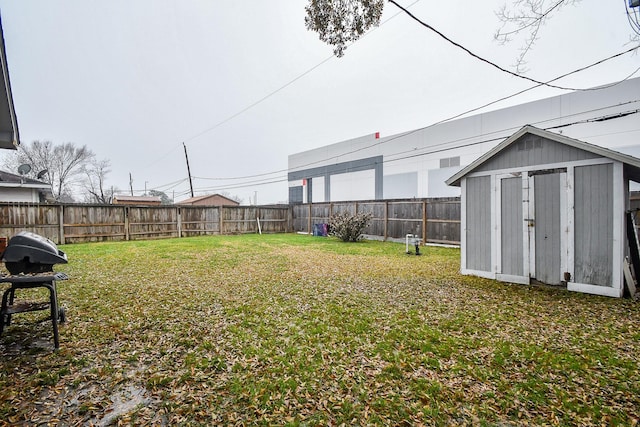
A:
[0,1,637,204]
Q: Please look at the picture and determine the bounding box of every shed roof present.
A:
[0,16,19,149]
[446,125,640,186]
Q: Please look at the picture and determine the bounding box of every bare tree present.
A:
[3,140,95,201]
[82,158,114,204]
[494,0,582,73]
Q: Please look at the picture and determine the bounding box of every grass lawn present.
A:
[0,233,639,426]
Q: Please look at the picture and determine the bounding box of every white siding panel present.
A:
[312,177,325,203]
[330,170,375,202]
[0,188,40,203]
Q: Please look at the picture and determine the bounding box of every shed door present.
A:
[500,176,524,277]
[530,172,566,285]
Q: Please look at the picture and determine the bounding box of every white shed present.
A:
[446,125,640,298]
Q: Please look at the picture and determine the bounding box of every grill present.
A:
[1,232,68,349]
[2,231,68,274]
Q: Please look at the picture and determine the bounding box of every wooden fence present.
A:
[0,198,461,246]
[0,203,292,244]
[292,198,461,245]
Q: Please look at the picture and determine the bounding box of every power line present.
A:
[387,0,639,91]
[287,99,640,173]
[150,177,188,190]
[160,98,640,196]
[158,113,640,198]
[157,54,640,191]
[347,110,640,165]
[173,108,640,196]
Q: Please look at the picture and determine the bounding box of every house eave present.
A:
[0,16,18,150]
[0,182,49,190]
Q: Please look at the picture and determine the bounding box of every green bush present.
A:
[328,211,373,242]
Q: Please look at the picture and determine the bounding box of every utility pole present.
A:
[183,142,194,198]
[129,173,133,196]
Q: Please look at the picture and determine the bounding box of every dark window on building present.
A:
[440,156,460,168]
[289,186,303,204]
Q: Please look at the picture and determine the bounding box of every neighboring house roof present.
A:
[112,195,162,205]
[0,170,49,189]
[446,125,640,186]
[0,15,19,149]
[177,193,240,206]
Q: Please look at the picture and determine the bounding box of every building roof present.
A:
[0,170,49,188]
[446,125,640,187]
[177,193,240,206]
[0,15,19,149]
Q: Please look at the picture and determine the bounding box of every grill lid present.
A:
[1,231,68,274]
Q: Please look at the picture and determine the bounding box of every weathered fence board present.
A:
[0,203,59,242]
[62,205,127,243]
[180,206,220,237]
[128,207,180,240]
[0,203,292,244]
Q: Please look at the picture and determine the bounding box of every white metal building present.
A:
[288,77,640,204]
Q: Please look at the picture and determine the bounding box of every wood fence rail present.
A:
[0,198,461,246]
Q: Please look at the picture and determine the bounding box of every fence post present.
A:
[124,206,130,241]
[307,204,312,234]
[422,200,427,245]
[177,207,182,238]
[58,205,65,245]
[288,205,293,232]
[219,206,224,235]
[384,201,388,241]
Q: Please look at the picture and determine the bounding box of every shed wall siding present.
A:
[465,176,491,272]
[476,136,600,173]
[500,177,523,276]
[574,163,613,286]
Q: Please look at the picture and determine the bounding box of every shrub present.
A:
[328,211,373,242]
